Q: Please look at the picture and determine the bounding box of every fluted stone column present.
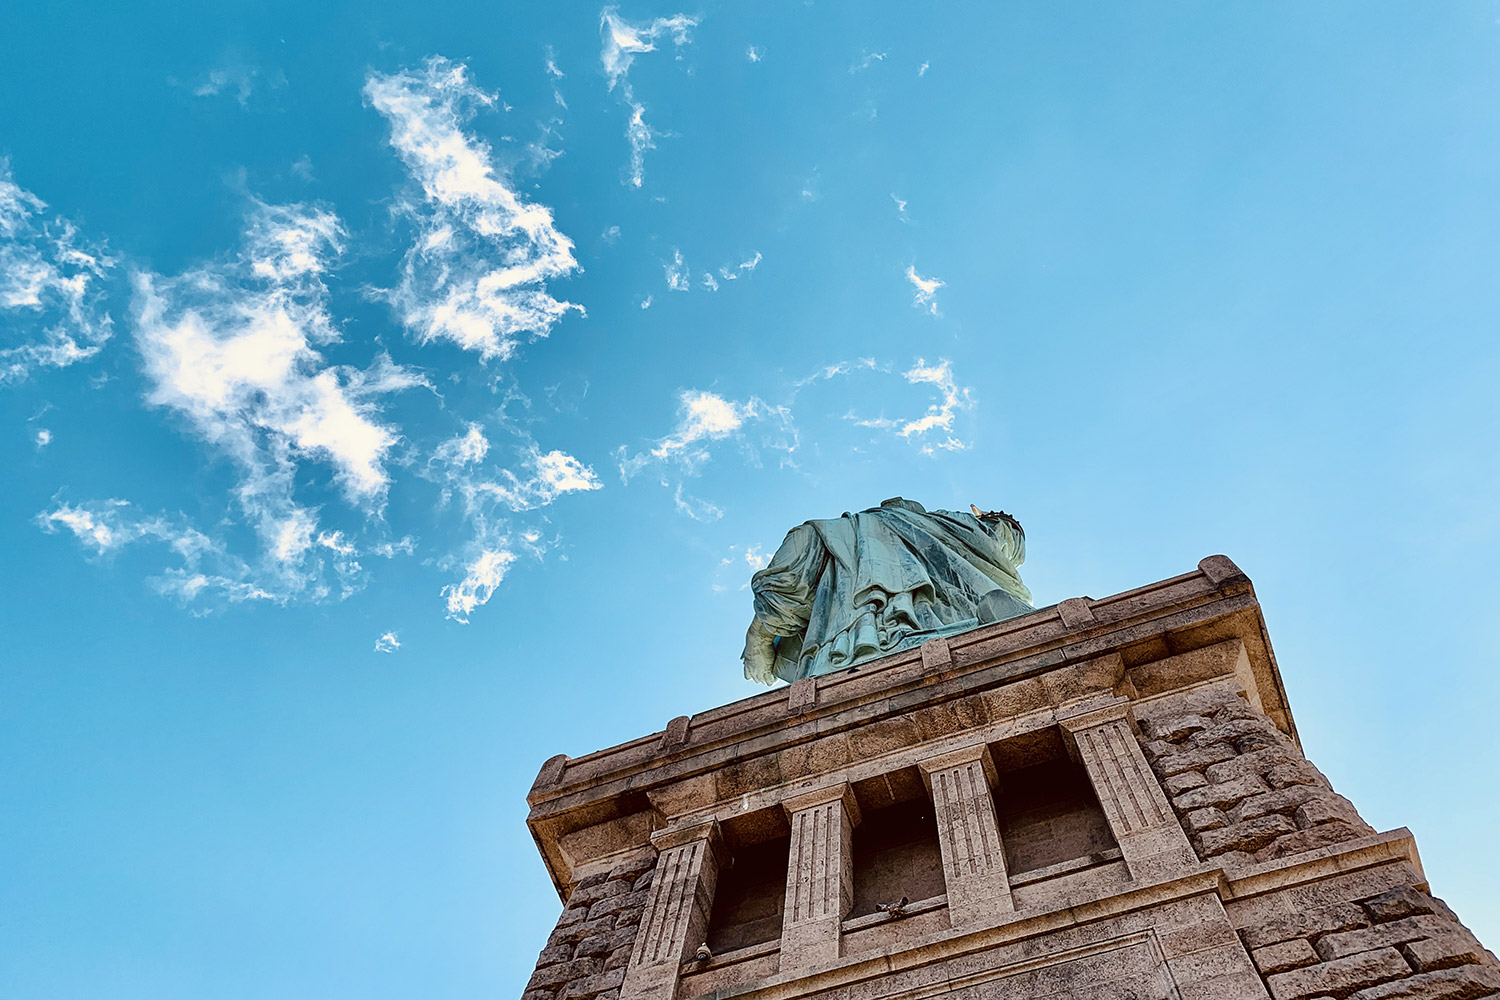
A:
[1060,701,1196,882]
[780,784,859,968]
[619,821,723,1000]
[918,744,1015,927]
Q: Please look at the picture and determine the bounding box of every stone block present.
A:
[602,946,633,971]
[608,854,656,882]
[1176,774,1273,811]
[1255,821,1369,861]
[557,906,591,928]
[536,943,575,966]
[1204,746,1299,785]
[1144,713,1212,742]
[1166,770,1209,795]
[1401,934,1489,973]
[528,957,604,991]
[1363,888,1439,924]
[980,677,1049,720]
[1240,903,1371,951]
[1230,785,1321,823]
[1199,814,1298,856]
[1317,915,1454,962]
[588,888,649,921]
[561,967,627,1000]
[1154,742,1239,777]
[1295,795,1369,830]
[1266,760,1329,789]
[631,870,653,892]
[574,934,612,958]
[1189,717,1284,750]
[1254,939,1321,974]
[1347,964,1500,1000]
[1188,806,1229,832]
[522,989,556,1000]
[1266,947,1411,1000]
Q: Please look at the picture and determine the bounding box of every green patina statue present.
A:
[742,497,1034,685]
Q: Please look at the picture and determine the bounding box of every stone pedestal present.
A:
[523,556,1499,1000]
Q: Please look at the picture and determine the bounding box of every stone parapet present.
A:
[519,556,1495,1000]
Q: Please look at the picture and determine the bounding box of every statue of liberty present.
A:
[742,497,1033,685]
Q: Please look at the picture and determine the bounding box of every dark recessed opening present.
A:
[995,752,1116,876]
[850,797,945,918]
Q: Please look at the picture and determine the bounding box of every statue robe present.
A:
[742,498,1032,685]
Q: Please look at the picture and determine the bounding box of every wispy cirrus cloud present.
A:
[905,264,944,316]
[427,421,601,620]
[852,358,972,453]
[850,50,887,73]
[664,248,690,291]
[0,162,115,384]
[599,7,699,188]
[365,57,582,361]
[129,197,426,599]
[374,630,401,653]
[619,358,976,518]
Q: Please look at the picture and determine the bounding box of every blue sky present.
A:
[4,2,1500,997]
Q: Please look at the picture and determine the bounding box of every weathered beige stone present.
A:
[520,558,1495,1000]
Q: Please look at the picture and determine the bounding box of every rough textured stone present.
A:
[1256,821,1370,861]
[1176,774,1273,811]
[1240,904,1372,951]
[1230,785,1321,824]
[1346,964,1500,1000]
[1165,770,1209,795]
[1316,915,1455,962]
[1364,888,1439,924]
[1265,947,1412,1000]
[1154,742,1239,777]
[1188,806,1229,832]
[1254,939,1321,974]
[1199,814,1299,856]
[1401,935,1489,973]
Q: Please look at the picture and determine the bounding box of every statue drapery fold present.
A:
[742,498,1033,685]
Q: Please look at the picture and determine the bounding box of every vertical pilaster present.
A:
[1060,701,1197,882]
[918,744,1015,926]
[780,784,859,968]
[619,822,723,1000]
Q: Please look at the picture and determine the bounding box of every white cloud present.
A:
[34,428,52,449]
[702,272,719,291]
[365,57,582,361]
[853,357,972,453]
[374,630,401,653]
[36,498,300,604]
[673,484,723,522]
[433,423,490,468]
[599,8,699,187]
[599,8,699,90]
[470,448,602,512]
[739,251,762,273]
[891,194,909,221]
[745,544,769,571]
[615,388,793,492]
[746,45,763,63]
[133,198,425,588]
[905,265,944,316]
[664,248,690,291]
[640,294,653,310]
[442,547,517,622]
[850,50,887,73]
[624,93,657,188]
[918,61,929,77]
[0,162,115,384]
[189,62,286,106]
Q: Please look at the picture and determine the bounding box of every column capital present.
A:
[649,818,724,857]
[917,743,998,791]
[782,781,861,828]
[1057,696,1133,734]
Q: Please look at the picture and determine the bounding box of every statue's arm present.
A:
[740,523,826,684]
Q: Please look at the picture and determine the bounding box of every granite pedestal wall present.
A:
[523,557,1498,1000]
